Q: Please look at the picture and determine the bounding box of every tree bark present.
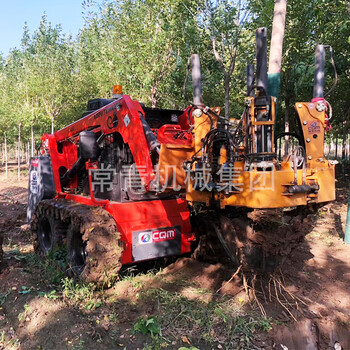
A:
[268,0,287,76]
[208,0,241,119]
[336,136,338,159]
[224,77,231,119]
[26,141,30,164]
[330,137,335,157]
[342,121,347,181]
[150,85,158,108]
[18,123,21,181]
[284,94,290,154]
[31,125,34,157]
[4,134,7,179]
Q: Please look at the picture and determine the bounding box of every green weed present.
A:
[62,278,102,310]
[37,290,59,299]
[134,316,160,336]
[18,286,32,295]
[26,247,67,284]
[18,304,31,321]
[0,289,11,305]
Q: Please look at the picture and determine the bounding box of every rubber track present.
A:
[31,199,123,285]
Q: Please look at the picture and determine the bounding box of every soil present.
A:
[0,164,350,350]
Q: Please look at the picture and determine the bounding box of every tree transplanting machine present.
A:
[27,28,335,284]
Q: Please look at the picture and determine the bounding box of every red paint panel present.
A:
[105,199,192,264]
[42,134,78,193]
[157,124,193,145]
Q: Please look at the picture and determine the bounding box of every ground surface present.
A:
[0,165,349,350]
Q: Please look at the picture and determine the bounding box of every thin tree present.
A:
[205,0,249,119]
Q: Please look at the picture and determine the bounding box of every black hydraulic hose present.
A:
[60,157,85,187]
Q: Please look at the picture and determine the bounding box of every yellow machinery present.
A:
[156,30,335,271]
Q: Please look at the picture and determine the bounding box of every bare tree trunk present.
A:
[284,95,290,153]
[342,121,347,181]
[151,86,158,108]
[224,77,231,119]
[26,141,30,164]
[4,134,7,179]
[336,136,338,159]
[208,0,241,119]
[51,116,54,134]
[330,137,335,158]
[31,125,34,157]
[22,143,25,163]
[268,0,287,76]
[18,123,21,181]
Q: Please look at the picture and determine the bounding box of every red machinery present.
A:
[28,85,199,283]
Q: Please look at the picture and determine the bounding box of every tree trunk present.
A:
[268,0,287,101]
[27,141,30,164]
[31,125,34,157]
[22,143,25,163]
[284,95,290,154]
[51,116,54,134]
[18,123,21,181]
[330,138,335,157]
[268,0,287,76]
[336,136,338,159]
[151,86,158,108]
[342,122,347,181]
[4,134,7,179]
[224,76,231,119]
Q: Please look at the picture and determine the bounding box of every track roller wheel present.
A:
[66,206,123,286]
[67,224,87,277]
[32,205,67,255]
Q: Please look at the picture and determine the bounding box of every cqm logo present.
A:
[139,233,152,244]
[138,228,176,245]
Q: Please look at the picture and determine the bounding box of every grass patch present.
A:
[62,278,103,310]
[26,247,67,285]
[139,288,271,348]
[25,250,102,310]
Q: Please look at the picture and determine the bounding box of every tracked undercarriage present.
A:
[31,199,123,285]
